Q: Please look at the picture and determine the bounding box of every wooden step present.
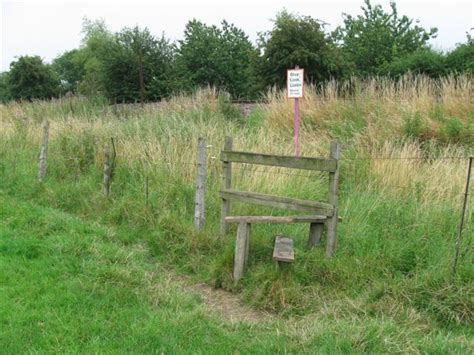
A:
[273,236,294,263]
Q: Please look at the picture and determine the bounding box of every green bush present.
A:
[402,112,429,139]
[440,117,473,143]
[217,93,243,121]
[445,41,474,74]
[380,50,446,77]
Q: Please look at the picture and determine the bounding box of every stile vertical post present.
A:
[326,140,341,257]
[220,136,233,236]
[194,137,207,231]
[38,121,50,182]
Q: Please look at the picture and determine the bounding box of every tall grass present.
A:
[0,75,472,331]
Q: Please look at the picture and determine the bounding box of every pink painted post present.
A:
[294,97,300,156]
[287,66,304,156]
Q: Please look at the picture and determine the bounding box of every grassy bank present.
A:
[1,75,473,351]
[2,194,472,352]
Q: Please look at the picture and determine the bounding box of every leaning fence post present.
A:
[220,136,233,236]
[194,137,207,231]
[38,121,50,182]
[326,140,341,257]
[103,138,116,197]
[103,144,111,196]
[452,156,473,279]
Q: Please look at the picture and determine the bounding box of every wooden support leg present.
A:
[326,208,338,257]
[244,224,251,268]
[307,222,324,249]
[233,222,250,284]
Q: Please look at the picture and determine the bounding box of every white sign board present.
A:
[287,69,304,98]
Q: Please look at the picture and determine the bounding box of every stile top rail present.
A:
[220,150,337,172]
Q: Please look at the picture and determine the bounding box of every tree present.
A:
[102,27,175,103]
[334,0,438,75]
[176,20,259,98]
[0,72,11,103]
[258,11,344,88]
[445,35,474,74]
[7,56,59,101]
[77,18,115,96]
[52,49,87,94]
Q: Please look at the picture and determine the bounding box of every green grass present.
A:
[0,88,473,352]
[1,194,472,353]
[0,193,289,352]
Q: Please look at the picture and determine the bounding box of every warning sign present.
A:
[287,69,304,98]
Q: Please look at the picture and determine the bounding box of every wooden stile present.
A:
[218,137,342,283]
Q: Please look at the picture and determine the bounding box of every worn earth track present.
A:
[166,270,271,323]
[184,282,270,323]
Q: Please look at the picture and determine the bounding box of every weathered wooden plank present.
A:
[273,236,294,262]
[220,150,337,172]
[220,137,233,236]
[307,222,324,249]
[225,215,327,224]
[233,221,250,284]
[220,189,334,216]
[326,141,341,257]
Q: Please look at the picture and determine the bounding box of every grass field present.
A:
[1,75,473,352]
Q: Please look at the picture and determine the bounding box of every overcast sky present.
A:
[1,0,473,72]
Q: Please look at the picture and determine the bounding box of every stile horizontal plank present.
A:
[273,236,294,262]
[225,215,327,224]
[220,189,335,216]
[220,150,337,172]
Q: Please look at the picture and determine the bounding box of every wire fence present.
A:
[152,152,473,198]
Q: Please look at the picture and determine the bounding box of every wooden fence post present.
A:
[220,136,233,236]
[326,140,341,257]
[452,156,473,278]
[38,121,49,182]
[103,144,111,197]
[103,138,116,197]
[194,137,207,231]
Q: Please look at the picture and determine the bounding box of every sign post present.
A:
[287,67,304,156]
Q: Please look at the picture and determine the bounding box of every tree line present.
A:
[1,0,472,103]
